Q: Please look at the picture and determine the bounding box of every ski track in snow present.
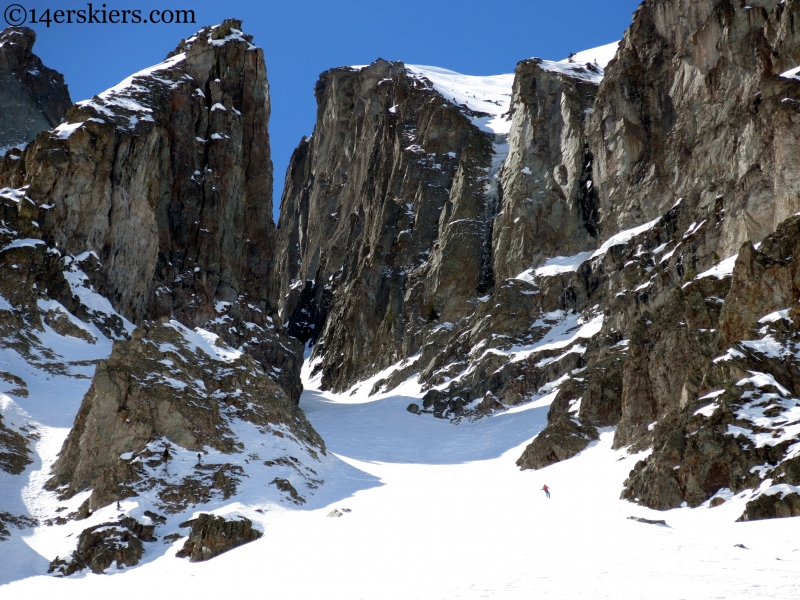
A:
[3,354,800,598]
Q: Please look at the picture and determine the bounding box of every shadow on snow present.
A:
[300,387,550,465]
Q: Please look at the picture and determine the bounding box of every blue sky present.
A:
[21,0,641,218]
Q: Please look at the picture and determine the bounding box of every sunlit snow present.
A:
[4,354,799,598]
[405,65,514,135]
[535,41,620,84]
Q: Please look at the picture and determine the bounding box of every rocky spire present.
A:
[0,18,302,399]
[0,26,71,152]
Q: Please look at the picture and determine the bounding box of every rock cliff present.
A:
[0,19,302,400]
[2,0,800,572]
[277,0,800,520]
[275,60,507,392]
[0,27,71,154]
[275,48,617,415]
[492,48,610,281]
[46,318,325,515]
[516,0,800,518]
[589,0,800,254]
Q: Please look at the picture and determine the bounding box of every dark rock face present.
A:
[740,492,800,521]
[620,215,800,511]
[0,27,71,152]
[275,59,497,392]
[376,0,800,522]
[270,477,305,504]
[275,55,611,400]
[48,517,156,576]
[0,511,37,541]
[176,513,261,562]
[516,413,599,470]
[614,275,732,450]
[0,23,325,549]
[516,350,624,470]
[0,412,31,475]
[273,1,800,523]
[0,19,302,401]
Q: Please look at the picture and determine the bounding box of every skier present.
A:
[542,484,550,499]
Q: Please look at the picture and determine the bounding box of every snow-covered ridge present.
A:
[349,42,620,138]
[73,52,188,130]
[403,41,618,135]
[183,23,259,51]
[535,41,619,84]
[69,23,256,133]
[405,65,514,135]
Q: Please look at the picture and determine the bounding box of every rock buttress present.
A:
[588,0,800,255]
[492,58,601,282]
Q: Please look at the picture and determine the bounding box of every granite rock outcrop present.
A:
[48,517,156,576]
[176,513,262,562]
[46,319,325,515]
[275,59,502,392]
[0,21,325,562]
[589,0,800,254]
[492,55,602,282]
[275,0,800,521]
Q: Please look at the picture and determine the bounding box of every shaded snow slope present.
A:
[3,358,798,598]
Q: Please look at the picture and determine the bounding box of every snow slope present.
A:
[3,357,799,598]
[0,263,132,581]
[567,41,620,68]
[405,65,514,136]
[404,41,619,136]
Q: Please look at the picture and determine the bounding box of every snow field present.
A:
[5,356,800,599]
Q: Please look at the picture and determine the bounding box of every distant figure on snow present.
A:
[542,484,550,499]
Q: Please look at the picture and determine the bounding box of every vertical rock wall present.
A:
[275,60,497,392]
[589,0,800,257]
[492,58,602,282]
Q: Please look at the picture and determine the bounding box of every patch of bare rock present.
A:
[176,513,262,562]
